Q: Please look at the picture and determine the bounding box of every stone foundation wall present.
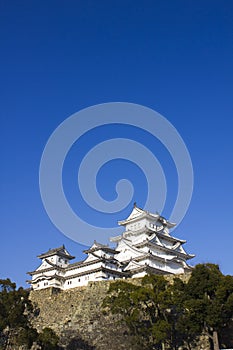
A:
[30,280,136,350]
[29,275,210,350]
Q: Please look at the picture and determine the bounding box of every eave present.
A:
[83,246,117,255]
[37,245,75,260]
[118,212,159,226]
[38,251,75,260]
[147,227,186,244]
[134,240,194,261]
[125,264,171,276]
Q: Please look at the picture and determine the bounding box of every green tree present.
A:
[180,264,233,350]
[103,275,183,350]
[38,327,60,350]
[103,265,233,350]
[0,278,38,349]
[0,279,62,349]
[16,326,38,348]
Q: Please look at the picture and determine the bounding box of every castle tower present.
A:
[111,204,194,277]
[27,245,75,290]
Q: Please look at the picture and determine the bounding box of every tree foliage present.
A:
[182,264,233,349]
[0,279,59,349]
[103,275,184,349]
[38,327,60,350]
[0,278,35,348]
[103,264,233,350]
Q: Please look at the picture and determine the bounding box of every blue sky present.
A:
[1,1,233,287]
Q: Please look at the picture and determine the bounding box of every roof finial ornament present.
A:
[134,201,137,208]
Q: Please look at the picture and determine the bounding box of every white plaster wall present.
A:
[32,268,57,282]
[65,261,102,277]
[63,270,120,289]
[159,238,174,248]
[116,248,142,262]
[131,270,147,278]
[125,218,150,232]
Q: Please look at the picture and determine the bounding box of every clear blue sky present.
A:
[1,1,233,287]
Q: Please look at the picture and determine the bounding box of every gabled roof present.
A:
[115,238,148,258]
[157,216,176,229]
[118,204,159,226]
[37,245,75,260]
[147,226,186,243]
[118,204,176,228]
[123,205,147,220]
[123,259,144,271]
[83,240,117,255]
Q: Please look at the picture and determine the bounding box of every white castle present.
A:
[27,204,195,290]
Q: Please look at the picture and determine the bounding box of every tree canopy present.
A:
[0,279,59,349]
[103,264,233,350]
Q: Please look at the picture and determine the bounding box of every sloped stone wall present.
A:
[29,280,135,350]
[29,275,210,350]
